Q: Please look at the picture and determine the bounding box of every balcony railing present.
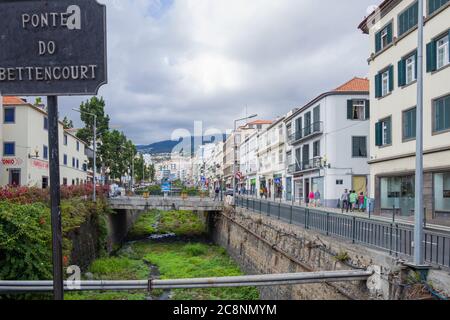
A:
[287,157,322,174]
[288,121,323,145]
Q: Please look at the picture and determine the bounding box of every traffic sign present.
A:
[0,0,107,96]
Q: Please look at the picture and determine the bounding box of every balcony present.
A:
[287,157,322,174]
[288,121,323,145]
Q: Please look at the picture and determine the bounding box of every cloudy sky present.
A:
[59,0,381,145]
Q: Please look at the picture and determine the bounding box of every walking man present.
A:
[341,189,349,213]
[349,190,357,212]
[314,190,321,207]
[214,186,220,201]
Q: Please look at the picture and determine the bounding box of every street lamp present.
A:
[233,113,257,205]
[73,108,97,202]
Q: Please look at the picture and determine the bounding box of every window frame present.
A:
[379,116,393,147]
[402,106,417,142]
[4,107,15,124]
[436,34,449,70]
[381,70,390,96]
[406,55,417,84]
[3,142,15,156]
[44,116,48,131]
[398,1,418,37]
[432,94,450,135]
[43,145,48,160]
[64,134,68,146]
[352,136,368,158]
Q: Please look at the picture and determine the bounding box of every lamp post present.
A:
[73,108,97,202]
[233,114,257,205]
[414,0,425,267]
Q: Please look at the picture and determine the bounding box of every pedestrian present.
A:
[358,192,365,212]
[263,186,268,199]
[308,191,315,207]
[349,190,357,212]
[214,186,220,201]
[259,186,264,199]
[340,189,349,213]
[314,190,321,207]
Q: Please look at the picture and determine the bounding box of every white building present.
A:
[154,153,192,183]
[1,97,90,187]
[284,78,370,207]
[256,117,286,200]
[239,131,258,196]
[359,0,450,220]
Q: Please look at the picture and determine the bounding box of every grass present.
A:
[127,210,158,239]
[140,242,260,300]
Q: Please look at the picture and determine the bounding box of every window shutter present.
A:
[386,23,393,44]
[398,59,406,87]
[375,122,382,146]
[389,65,394,92]
[375,31,382,53]
[365,100,370,120]
[386,119,392,145]
[426,41,437,72]
[414,50,418,78]
[347,100,353,119]
[448,30,450,63]
[361,137,367,157]
[375,73,381,98]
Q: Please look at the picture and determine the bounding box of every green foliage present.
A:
[88,257,149,280]
[142,242,259,300]
[62,116,74,129]
[100,130,136,180]
[334,251,350,263]
[0,202,52,280]
[158,210,205,237]
[127,210,158,240]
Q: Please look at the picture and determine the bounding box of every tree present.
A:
[62,116,74,129]
[149,164,156,183]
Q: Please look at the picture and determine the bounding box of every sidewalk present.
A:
[238,195,450,234]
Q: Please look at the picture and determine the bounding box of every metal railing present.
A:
[288,121,323,145]
[236,197,450,269]
[288,157,322,174]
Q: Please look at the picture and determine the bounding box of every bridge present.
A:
[108,196,224,212]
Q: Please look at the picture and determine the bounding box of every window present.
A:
[313,106,320,132]
[434,172,450,212]
[375,117,392,146]
[399,52,417,86]
[313,140,320,158]
[43,145,48,160]
[76,159,79,169]
[428,33,450,72]
[304,112,311,136]
[72,157,75,167]
[406,56,416,84]
[381,176,415,213]
[63,178,68,186]
[347,100,369,120]
[286,123,292,139]
[64,134,68,146]
[375,66,394,98]
[428,0,449,15]
[375,23,393,53]
[4,107,15,123]
[44,116,48,130]
[3,142,15,156]
[433,95,450,133]
[403,107,417,140]
[336,180,344,185]
[63,154,68,166]
[42,177,49,189]
[437,35,449,69]
[352,137,367,157]
[76,141,80,151]
[398,1,418,37]
[279,149,283,164]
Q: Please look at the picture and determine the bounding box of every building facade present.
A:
[239,131,258,196]
[284,78,370,207]
[1,97,90,187]
[359,0,450,221]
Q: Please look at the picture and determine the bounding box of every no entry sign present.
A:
[0,0,107,96]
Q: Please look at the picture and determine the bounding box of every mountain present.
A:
[137,134,227,155]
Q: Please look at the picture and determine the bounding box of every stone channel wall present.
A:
[210,206,433,300]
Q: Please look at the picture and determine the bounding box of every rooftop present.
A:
[2,96,27,105]
[333,77,370,92]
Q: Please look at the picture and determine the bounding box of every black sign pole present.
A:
[47,96,64,300]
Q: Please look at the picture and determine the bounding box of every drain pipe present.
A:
[0,270,372,293]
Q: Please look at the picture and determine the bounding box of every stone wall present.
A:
[211,207,408,300]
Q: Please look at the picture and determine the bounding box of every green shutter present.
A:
[426,41,437,72]
[386,23,393,44]
[347,100,353,119]
[375,73,381,98]
[389,65,394,92]
[414,51,418,78]
[445,96,450,130]
[375,31,382,53]
[375,122,383,146]
[365,100,370,120]
[398,59,406,87]
[386,119,392,145]
[448,30,450,63]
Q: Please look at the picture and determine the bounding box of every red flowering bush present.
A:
[0,184,110,204]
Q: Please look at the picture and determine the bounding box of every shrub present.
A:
[184,243,208,256]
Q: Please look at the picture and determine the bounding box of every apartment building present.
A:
[239,131,258,196]
[284,78,370,207]
[1,97,90,187]
[256,117,286,200]
[223,120,271,189]
[359,0,450,220]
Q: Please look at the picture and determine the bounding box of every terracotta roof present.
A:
[333,77,369,92]
[2,96,27,105]
[248,120,272,125]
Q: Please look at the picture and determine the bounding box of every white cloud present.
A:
[59,0,381,144]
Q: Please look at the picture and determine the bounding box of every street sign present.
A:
[0,0,107,96]
[162,182,171,193]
